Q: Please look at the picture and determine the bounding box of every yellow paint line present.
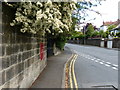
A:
[69,52,78,89]
[72,54,78,89]
[64,53,74,88]
[69,55,75,88]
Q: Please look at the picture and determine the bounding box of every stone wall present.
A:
[0,3,47,89]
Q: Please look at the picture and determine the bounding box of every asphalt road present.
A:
[66,43,118,88]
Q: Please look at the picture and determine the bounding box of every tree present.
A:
[116,32,120,37]
[105,30,110,38]
[71,31,83,38]
[6,1,77,36]
[5,0,102,49]
[73,0,101,23]
[92,31,99,37]
[85,24,94,38]
[5,1,77,49]
[99,30,107,38]
[107,25,117,31]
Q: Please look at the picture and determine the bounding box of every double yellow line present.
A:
[69,54,78,89]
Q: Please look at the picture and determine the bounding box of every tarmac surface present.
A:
[67,43,118,88]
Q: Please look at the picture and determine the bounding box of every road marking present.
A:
[72,54,78,89]
[75,51,118,71]
[113,64,118,67]
[91,58,95,61]
[112,67,118,70]
[95,60,98,62]
[69,55,74,88]
[68,51,78,89]
[105,64,110,67]
[99,62,104,64]
[106,62,111,64]
[63,52,74,88]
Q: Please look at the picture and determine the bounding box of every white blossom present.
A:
[43,13,48,19]
[70,3,77,10]
[48,14,53,19]
[15,17,22,22]
[10,2,76,35]
[46,29,51,33]
[50,10,54,13]
[48,19,52,23]
[52,33,54,35]
[45,0,52,7]
[24,22,29,27]
[36,10,43,20]
[45,8,50,13]
[58,29,63,33]
[71,0,78,3]
[37,10,42,15]
[37,1,43,7]
[4,0,8,2]
[64,24,69,31]
[30,29,36,34]
[21,28,27,33]
[10,23,14,26]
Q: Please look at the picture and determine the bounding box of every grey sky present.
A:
[83,0,120,27]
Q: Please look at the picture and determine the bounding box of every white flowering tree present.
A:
[5,0,101,49]
[4,1,77,49]
[6,1,77,37]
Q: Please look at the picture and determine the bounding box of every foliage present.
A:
[55,34,67,50]
[70,0,102,39]
[5,0,102,49]
[105,30,110,38]
[107,25,117,31]
[78,34,85,39]
[116,32,120,37]
[99,30,106,38]
[70,17,78,33]
[73,0,101,23]
[85,24,94,38]
[92,31,99,37]
[71,31,83,38]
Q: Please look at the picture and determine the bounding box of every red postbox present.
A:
[40,42,44,60]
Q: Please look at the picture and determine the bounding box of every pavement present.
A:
[30,46,73,88]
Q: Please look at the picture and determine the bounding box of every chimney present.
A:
[103,21,105,25]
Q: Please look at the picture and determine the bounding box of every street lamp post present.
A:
[83,26,86,44]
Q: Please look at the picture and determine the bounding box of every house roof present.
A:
[103,19,120,26]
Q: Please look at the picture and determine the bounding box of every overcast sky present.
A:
[83,0,120,27]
